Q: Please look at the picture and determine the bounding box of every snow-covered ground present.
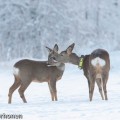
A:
[0,51,120,120]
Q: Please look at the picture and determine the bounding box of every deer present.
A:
[50,43,110,101]
[8,44,65,104]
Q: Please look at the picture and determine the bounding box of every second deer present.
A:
[49,43,110,101]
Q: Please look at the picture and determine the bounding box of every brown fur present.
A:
[51,43,110,101]
[8,45,65,104]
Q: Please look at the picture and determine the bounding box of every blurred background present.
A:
[0,0,120,61]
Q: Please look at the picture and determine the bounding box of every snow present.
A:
[0,51,120,120]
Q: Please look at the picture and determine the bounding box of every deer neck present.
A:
[69,53,80,65]
[56,63,65,72]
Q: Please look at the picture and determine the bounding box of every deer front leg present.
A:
[49,80,57,101]
[87,79,91,100]
[84,74,91,100]
[85,75,90,99]
[48,82,54,101]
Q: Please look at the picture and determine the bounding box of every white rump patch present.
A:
[91,57,106,67]
[13,67,19,75]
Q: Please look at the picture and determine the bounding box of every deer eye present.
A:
[50,56,55,60]
[52,57,56,60]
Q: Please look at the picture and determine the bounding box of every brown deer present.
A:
[49,43,110,101]
[8,44,65,104]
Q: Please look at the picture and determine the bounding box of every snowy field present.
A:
[0,51,120,120]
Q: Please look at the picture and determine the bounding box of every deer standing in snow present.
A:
[8,44,65,104]
[49,43,110,101]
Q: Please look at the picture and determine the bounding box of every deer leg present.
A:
[52,82,58,101]
[103,83,108,100]
[48,82,54,101]
[18,81,31,103]
[96,78,104,100]
[91,81,95,101]
[89,79,95,101]
[54,90,58,101]
[49,80,57,101]
[103,75,108,100]
[8,76,21,104]
[85,75,91,100]
[87,79,90,97]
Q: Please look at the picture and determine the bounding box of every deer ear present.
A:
[66,43,75,55]
[46,46,52,53]
[53,44,59,53]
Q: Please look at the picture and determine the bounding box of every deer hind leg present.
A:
[89,79,95,101]
[8,76,21,104]
[103,74,109,100]
[49,80,57,101]
[18,81,31,103]
[96,78,104,100]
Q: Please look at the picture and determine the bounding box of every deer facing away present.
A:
[8,44,65,104]
[50,43,110,101]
